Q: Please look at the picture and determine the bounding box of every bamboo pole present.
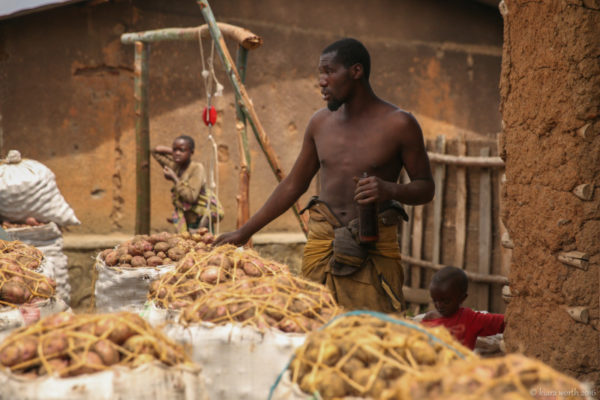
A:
[134,41,150,235]
[454,134,467,268]
[235,45,251,233]
[401,256,508,285]
[121,23,263,50]
[432,135,446,265]
[196,0,308,235]
[427,152,504,168]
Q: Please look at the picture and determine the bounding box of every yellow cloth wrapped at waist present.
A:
[302,202,401,280]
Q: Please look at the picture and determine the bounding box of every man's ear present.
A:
[350,63,364,80]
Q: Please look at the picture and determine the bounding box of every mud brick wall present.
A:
[499,0,600,388]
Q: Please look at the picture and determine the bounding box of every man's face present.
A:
[318,51,352,111]
[172,139,193,165]
[429,281,467,317]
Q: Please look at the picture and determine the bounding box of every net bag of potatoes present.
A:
[160,274,340,400]
[144,244,290,325]
[383,353,594,400]
[93,230,215,313]
[270,311,474,400]
[0,311,208,400]
[0,239,54,279]
[4,222,71,304]
[0,251,68,342]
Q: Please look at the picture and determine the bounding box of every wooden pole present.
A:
[235,45,251,232]
[401,256,508,285]
[476,147,492,310]
[121,24,263,50]
[432,135,446,266]
[134,41,150,235]
[454,134,467,268]
[196,0,308,235]
[427,152,504,168]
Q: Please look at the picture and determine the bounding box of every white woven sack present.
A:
[0,150,80,227]
[0,361,208,400]
[6,223,70,304]
[162,321,306,400]
[93,254,175,313]
[0,297,70,343]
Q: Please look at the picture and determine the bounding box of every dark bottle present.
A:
[358,172,379,244]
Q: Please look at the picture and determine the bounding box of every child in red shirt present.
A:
[421,266,505,350]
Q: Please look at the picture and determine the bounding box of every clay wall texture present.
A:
[0,0,502,234]
[499,0,599,387]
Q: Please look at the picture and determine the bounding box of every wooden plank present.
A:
[455,134,467,268]
[402,286,431,305]
[400,256,508,285]
[411,206,424,289]
[477,147,492,311]
[400,170,413,283]
[432,135,446,265]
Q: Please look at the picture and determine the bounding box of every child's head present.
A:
[172,135,195,166]
[429,266,468,317]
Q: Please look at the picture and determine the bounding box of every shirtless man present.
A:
[216,38,434,312]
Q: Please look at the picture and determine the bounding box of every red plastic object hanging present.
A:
[202,106,217,126]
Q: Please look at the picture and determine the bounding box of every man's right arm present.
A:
[215,114,323,246]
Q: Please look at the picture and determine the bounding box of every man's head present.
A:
[172,135,195,166]
[319,38,371,111]
[429,266,468,317]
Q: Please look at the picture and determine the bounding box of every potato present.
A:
[143,251,156,259]
[0,345,22,367]
[146,256,163,267]
[131,353,155,368]
[130,256,147,267]
[207,254,232,269]
[242,262,261,277]
[167,247,186,262]
[162,258,172,265]
[153,242,170,253]
[118,254,133,264]
[409,339,437,365]
[35,280,53,297]
[41,332,68,356]
[0,280,31,304]
[39,357,70,376]
[69,351,104,376]
[103,250,119,266]
[19,336,38,363]
[93,339,119,366]
[199,267,225,284]
[156,251,167,259]
[95,316,136,345]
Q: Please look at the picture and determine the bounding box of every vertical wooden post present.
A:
[455,134,467,268]
[432,135,446,265]
[477,147,492,310]
[134,41,150,235]
[196,0,308,235]
[400,170,413,284]
[235,45,251,231]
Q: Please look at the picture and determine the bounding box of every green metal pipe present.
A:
[134,41,150,235]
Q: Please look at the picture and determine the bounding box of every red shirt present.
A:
[421,307,505,350]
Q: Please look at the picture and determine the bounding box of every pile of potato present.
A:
[1,217,44,229]
[180,274,340,333]
[0,241,55,306]
[149,244,289,310]
[384,353,591,400]
[0,311,189,378]
[98,230,215,268]
[0,240,44,271]
[288,313,474,399]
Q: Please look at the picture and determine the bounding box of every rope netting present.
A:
[385,353,592,400]
[0,311,190,379]
[97,230,215,269]
[0,240,55,307]
[179,274,340,333]
[285,312,474,399]
[148,244,289,310]
[0,239,44,270]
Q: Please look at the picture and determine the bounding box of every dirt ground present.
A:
[499,0,600,389]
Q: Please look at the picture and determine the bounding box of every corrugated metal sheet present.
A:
[0,0,87,20]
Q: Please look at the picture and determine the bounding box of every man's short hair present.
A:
[175,135,195,152]
[322,38,371,81]
[431,266,468,294]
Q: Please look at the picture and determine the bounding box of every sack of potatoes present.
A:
[0,311,208,400]
[93,230,214,313]
[272,312,474,400]
[147,244,290,314]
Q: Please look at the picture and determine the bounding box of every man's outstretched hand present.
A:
[214,229,251,247]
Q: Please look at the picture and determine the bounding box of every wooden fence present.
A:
[400,135,510,314]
